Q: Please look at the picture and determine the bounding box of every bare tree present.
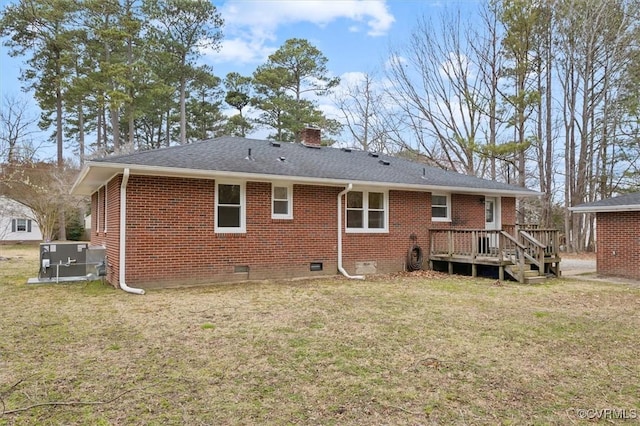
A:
[385,11,488,175]
[333,71,397,153]
[0,162,82,241]
[555,0,636,250]
[0,95,39,163]
[472,3,506,181]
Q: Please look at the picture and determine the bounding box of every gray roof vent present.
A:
[271,141,281,147]
[278,156,286,162]
[245,148,254,161]
[379,159,390,166]
[368,152,379,158]
[302,142,321,149]
[342,147,352,153]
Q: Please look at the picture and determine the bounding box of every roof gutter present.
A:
[119,168,145,295]
[337,184,364,280]
[72,161,538,198]
[570,205,640,213]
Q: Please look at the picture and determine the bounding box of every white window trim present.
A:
[271,183,293,219]
[431,193,451,222]
[215,181,246,234]
[345,188,389,234]
[14,218,30,233]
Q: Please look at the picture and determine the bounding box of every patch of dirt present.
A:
[387,270,451,279]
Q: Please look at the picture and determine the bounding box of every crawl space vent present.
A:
[310,262,323,271]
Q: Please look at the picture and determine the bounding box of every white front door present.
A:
[485,197,500,250]
[485,197,498,231]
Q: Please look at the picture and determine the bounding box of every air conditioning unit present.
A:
[37,242,106,282]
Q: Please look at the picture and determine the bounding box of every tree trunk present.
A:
[180,77,187,144]
[78,102,85,165]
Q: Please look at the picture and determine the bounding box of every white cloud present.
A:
[384,53,406,71]
[207,1,395,65]
[340,71,369,86]
[221,0,394,36]
[210,38,276,65]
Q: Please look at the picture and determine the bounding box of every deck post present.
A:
[472,263,477,277]
[471,230,477,260]
[499,266,504,281]
[448,261,453,275]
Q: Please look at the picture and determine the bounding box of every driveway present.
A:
[560,253,640,286]
[560,254,596,277]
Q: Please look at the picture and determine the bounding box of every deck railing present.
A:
[430,229,512,261]
[429,227,561,280]
[517,228,560,258]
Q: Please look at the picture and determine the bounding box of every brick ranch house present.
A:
[71,128,548,293]
[571,192,640,280]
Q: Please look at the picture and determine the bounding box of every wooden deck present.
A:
[428,228,561,284]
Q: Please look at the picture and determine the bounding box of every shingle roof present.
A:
[72,136,537,196]
[571,192,640,212]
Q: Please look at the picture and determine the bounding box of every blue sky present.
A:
[0,0,482,158]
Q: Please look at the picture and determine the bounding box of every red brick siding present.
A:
[596,211,640,280]
[342,190,431,273]
[116,177,343,287]
[98,174,518,288]
[90,177,123,286]
[452,194,485,228]
[501,197,516,228]
[449,195,516,230]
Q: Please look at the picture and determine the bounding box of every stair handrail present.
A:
[500,231,526,250]
[500,231,526,283]
[519,230,546,275]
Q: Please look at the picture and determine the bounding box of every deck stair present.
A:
[505,263,547,284]
[429,227,561,284]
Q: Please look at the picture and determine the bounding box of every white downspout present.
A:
[337,184,365,280]
[119,168,145,295]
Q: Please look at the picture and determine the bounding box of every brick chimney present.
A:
[300,126,322,147]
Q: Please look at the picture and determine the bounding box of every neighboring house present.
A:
[571,192,640,280]
[84,214,92,240]
[71,128,554,292]
[0,196,43,242]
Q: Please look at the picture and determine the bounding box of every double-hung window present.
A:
[346,190,387,233]
[272,184,293,219]
[12,218,31,233]
[215,182,246,233]
[431,194,451,222]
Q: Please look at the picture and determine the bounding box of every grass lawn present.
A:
[1,244,639,425]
